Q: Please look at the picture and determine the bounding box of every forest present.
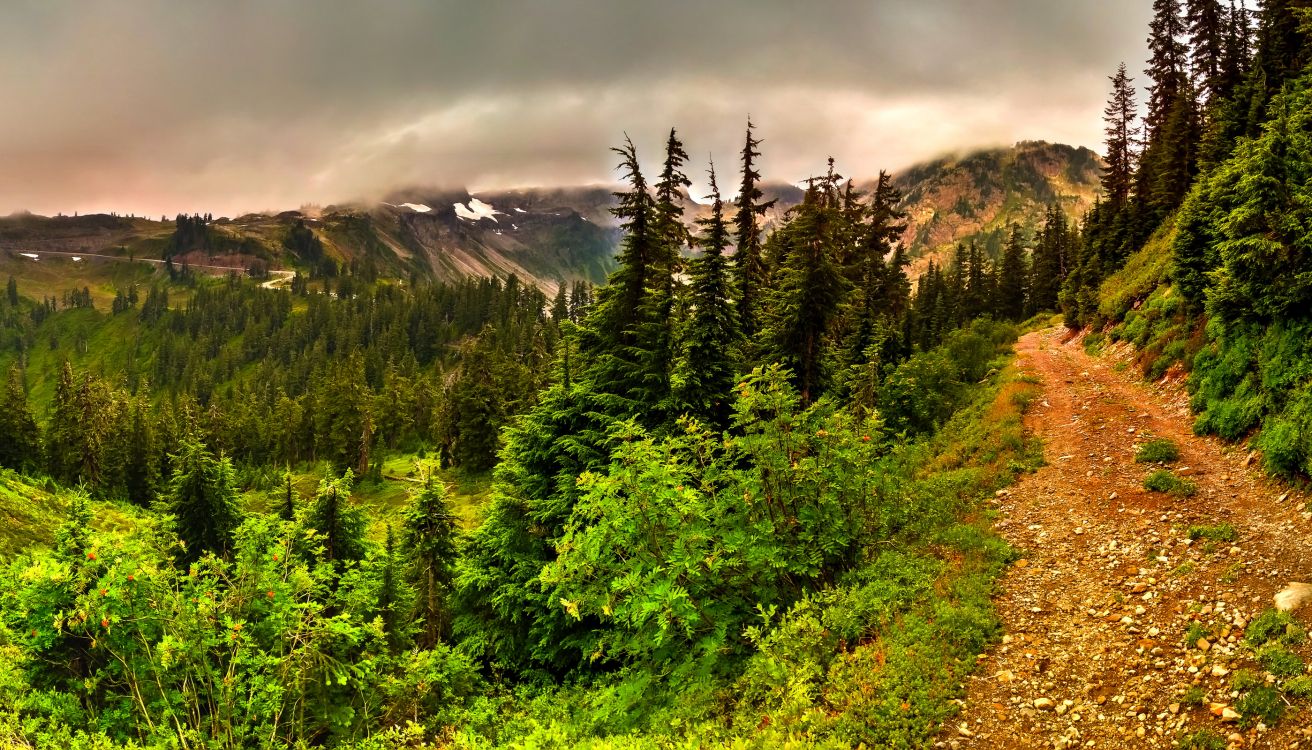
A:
[0,119,1054,748]
[3,0,1312,747]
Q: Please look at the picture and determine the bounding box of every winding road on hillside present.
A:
[940,328,1312,750]
[9,250,296,289]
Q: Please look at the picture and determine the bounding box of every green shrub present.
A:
[1181,684,1207,707]
[1236,685,1284,728]
[1186,522,1237,542]
[1285,675,1312,699]
[1178,728,1225,750]
[1145,470,1197,496]
[1246,609,1307,648]
[1230,669,1262,692]
[1260,646,1305,678]
[1135,438,1180,463]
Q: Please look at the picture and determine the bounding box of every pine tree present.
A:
[841,171,909,409]
[306,470,367,564]
[1028,206,1070,314]
[45,363,94,485]
[279,469,296,522]
[1245,0,1311,131]
[1151,76,1204,210]
[1141,0,1199,218]
[1103,63,1142,208]
[997,226,1029,321]
[167,438,240,563]
[5,276,17,307]
[1187,0,1229,103]
[403,477,459,649]
[550,284,569,323]
[123,393,159,506]
[636,128,693,416]
[733,119,776,342]
[0,366,40,472]
[377,525,406,653]
[675,161,740,428]
[764,179,850,404]
[1146,0,1191,141]
[579,136,656,413]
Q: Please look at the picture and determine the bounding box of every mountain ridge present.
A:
[0,141,1101,291]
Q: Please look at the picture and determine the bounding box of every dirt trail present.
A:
[941,327,1312,750]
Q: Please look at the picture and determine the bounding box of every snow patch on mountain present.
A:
[454,198,503,222]
[400,203,432,213]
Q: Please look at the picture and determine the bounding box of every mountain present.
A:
[890,141,1103,272]
[0,142,1100,291]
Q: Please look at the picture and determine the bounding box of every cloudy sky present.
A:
[0,1,1152,217]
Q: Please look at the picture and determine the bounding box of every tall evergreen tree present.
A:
[279,469,296,522]
[403,477,459,649]
[839,171,902,414]
[306,470,367,564]
[1103,63,1142,208]
[764,179,849,404]
[733,119,776,342]
[675,161,740,428]
[376,525,406,653]
[1141,0,1199,219]
[1244,0,1312,131]
[580,136,656,413]
[167,438,240,563]
[997,226,1029,321]
[122,393,159,506]
[1028,206,1070,314]
[0,366,40,472]
[637,128,693,416]
[1145,0,1191,140]
[1188,0,1230,102]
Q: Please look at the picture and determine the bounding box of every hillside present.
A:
[893,141,1102,272]
[1,193,620,294]
[1,142,1097,294]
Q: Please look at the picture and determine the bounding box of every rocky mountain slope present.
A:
[893,141,1102,272]
[0,141,1100,291]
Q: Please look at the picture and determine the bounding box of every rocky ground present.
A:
[938,327,1312,750]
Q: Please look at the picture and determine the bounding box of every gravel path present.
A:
[939,327,1312,750]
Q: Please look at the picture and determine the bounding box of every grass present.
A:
[1135,438,1180,463]
[1230,669,1262,692]
[1236,685,1284,728]
[0,253,168,309]
[1099,220,1177,322]
[1177,728,1225,750]
[1286,676,1312,699]
[1245,609,1306,649]
[238,455,494,542]
[0,470,62,555]
[0,470,155,558]
[1144,469,1197,496]
[1186,522,1237,542]
[1258,645,1305,678]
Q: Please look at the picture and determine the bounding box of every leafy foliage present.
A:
[1136,438,1181,463]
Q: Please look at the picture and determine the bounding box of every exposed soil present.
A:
[939,327,1312,750]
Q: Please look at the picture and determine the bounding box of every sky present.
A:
[0,0,1153,218]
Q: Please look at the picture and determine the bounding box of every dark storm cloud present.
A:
[0,0,1150,216]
